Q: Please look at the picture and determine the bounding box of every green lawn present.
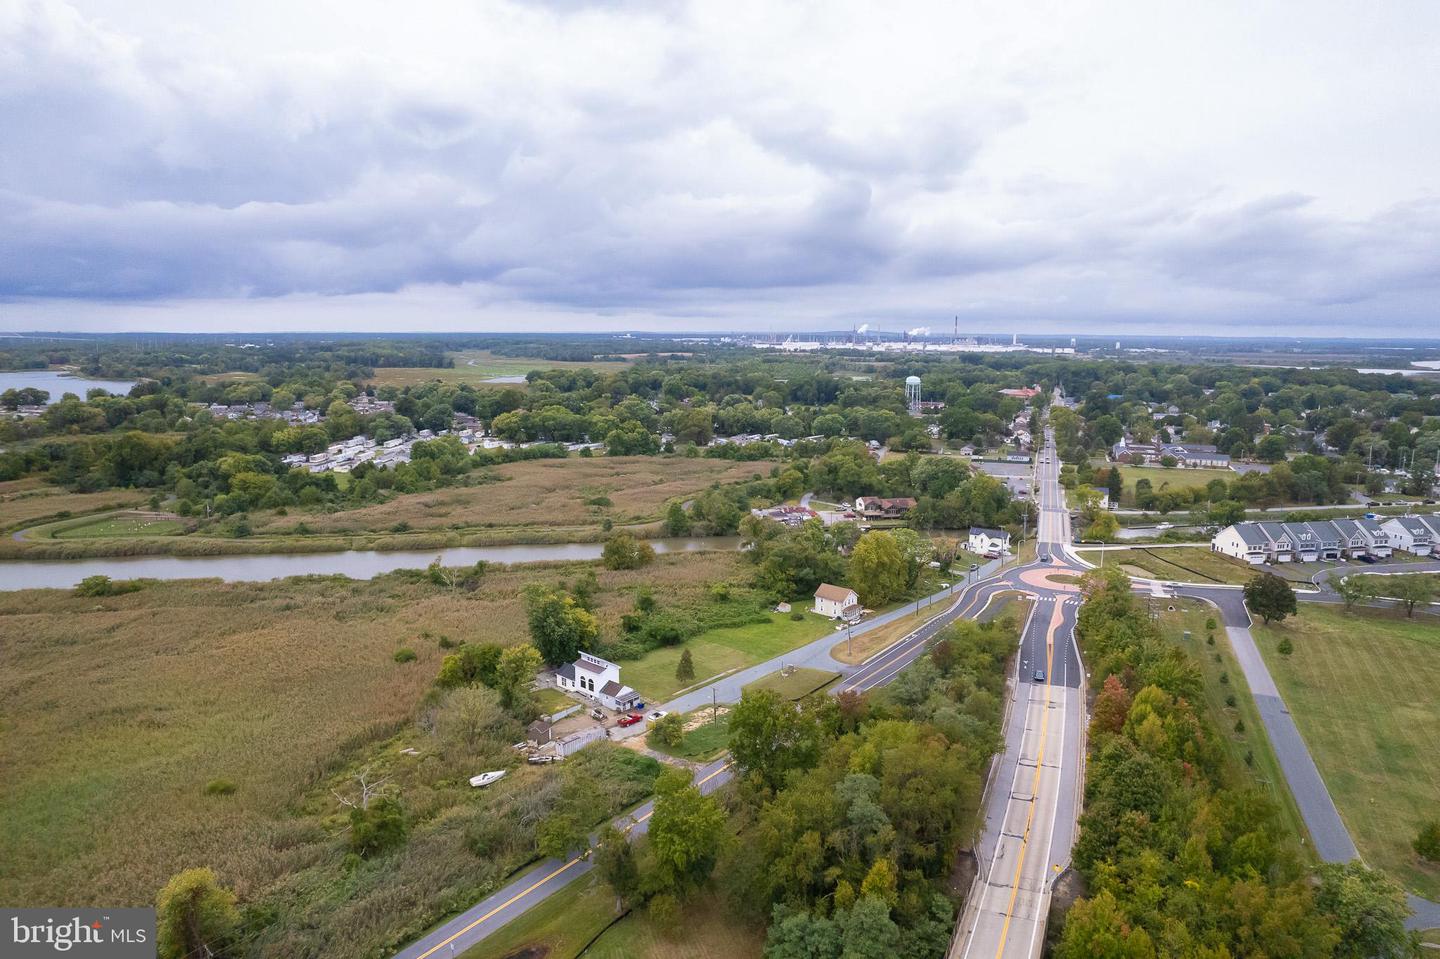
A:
[534,687,573,716]
[1156,606,1311,855]
[585,890,763,959]
[1252,605,1440,900]
[1103,547,1259,585]
[461,873,620,959]
[45,513,185,540]
[622,613,832,703]
[742,667,838,701]
[1117,465,1235,505]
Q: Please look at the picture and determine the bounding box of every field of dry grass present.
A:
[0,550,746,955]
[256,456,775,536]
[0,478,148,530]
[366,350,633,388]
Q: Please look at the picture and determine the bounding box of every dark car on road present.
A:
[1032,668,1046,683]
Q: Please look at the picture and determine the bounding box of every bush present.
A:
[1277,637,1294,656]
[790,611,805,621]
[649,713,686,748]
[204,778,237,796]
[1415,821,1440,862]
[1206,634,1215,646]
[438,635,457,649]
[601,532,656,570]
[74,575,141,598]
[1225,694,1236,708]
[1233,719,1245,733]
[349,797,407,857]
[1205,617,1217,631]
[585,495,613,507]
[1219,671,1229,685]
[393,647,417,664]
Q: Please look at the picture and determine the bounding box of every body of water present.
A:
[0,370,138,403]
[0,536,743,591]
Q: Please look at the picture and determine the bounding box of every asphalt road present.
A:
[951,426,1089,959]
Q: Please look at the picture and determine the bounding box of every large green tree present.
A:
[524,585,599,666]
[1315,862,1418,959]
[648,767,727,892]
[848,531,908,608]
[1244,572,1297,624]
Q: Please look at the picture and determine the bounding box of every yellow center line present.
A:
[414,761,732,959]
[991,599,1062,958]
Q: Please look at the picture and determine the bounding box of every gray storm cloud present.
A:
[1,0,1438,334]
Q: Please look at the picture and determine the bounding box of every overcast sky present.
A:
[2,0,1438,336]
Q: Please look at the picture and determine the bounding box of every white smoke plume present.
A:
[907,326,930,337]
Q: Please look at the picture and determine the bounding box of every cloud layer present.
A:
[2,0,1438,334]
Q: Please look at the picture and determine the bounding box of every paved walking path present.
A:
[1172,584,1440,931]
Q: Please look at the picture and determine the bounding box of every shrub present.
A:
[649,713,686,749]
[438,635,457,649]
[1277,636,1294,656]
[1205,617,1217,631]
[1206,634,1215,646]
[393,648,417,664]
[204,778,237,796]
[349,797,407,857]
[1219,671,1229,685]
[602,532,656,570]
[74,575,141,598]
[1233,719,1245,733]
[1225,694,1236,708]
[585,495,613,507]
[790,611,805,621]
[1414,821,1440,862]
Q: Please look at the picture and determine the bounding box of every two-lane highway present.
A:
[951,423,1088,959]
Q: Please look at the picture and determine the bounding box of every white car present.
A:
[646,710,668,722]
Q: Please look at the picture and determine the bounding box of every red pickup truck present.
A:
[616,713,644,728]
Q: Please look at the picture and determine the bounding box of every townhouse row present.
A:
[1212,514,1440,565]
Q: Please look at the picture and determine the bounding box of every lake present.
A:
[0,536,744,591]
[0,370,139,403]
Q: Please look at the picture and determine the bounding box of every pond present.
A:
[0,370,138,403]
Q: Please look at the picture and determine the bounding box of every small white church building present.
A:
[554,651,642,711]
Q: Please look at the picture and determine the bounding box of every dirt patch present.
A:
[499,947,549,959]
[683,706,727,732]
[948,848,978,901]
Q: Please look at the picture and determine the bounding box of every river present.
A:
[0,536,744,591]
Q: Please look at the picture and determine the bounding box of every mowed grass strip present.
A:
[743,667,838,701]
[0,482,148,531]
[1252,605,1440,899]
[50,513,186,539]
[1155,606,1311,856]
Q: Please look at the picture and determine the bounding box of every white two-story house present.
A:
[554,652,642,711]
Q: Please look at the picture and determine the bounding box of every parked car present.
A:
[589,707,605,721]
[646,710,668,722]
[616,713,644,727]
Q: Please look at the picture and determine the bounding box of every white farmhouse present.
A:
[968,527,1011,555]
[813,583,860,620]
